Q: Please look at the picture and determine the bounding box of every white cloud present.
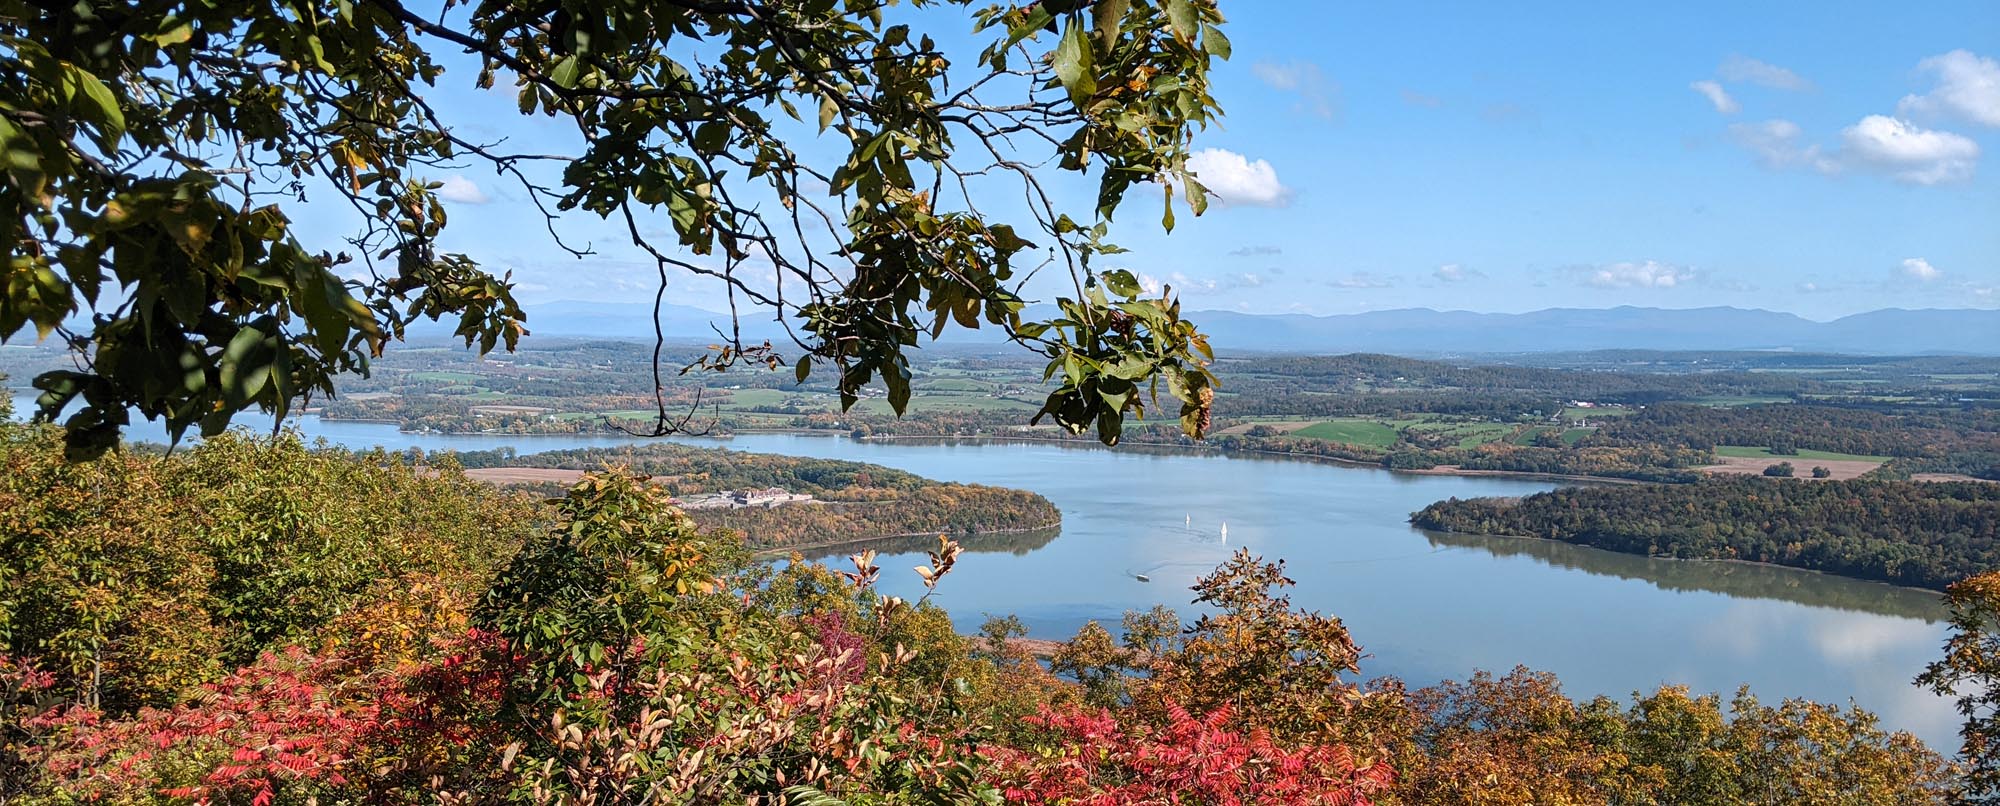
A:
[1797,281,1821,293]
[1433,264,1484,283]
[1138,271,1264,295]
[1839,114,1980,185]
[1400,89,1443,108]
[433,174,491,204]
[1718,55,1811,91]
[1577,261,1697,289]
[1228,245,1283,257]
[1329,272,1395,289]
[1252,61,1339,119]
[1727,119,1833,171]
[1690,80,1740,114]
[1729,116,1978,185]
[1897,50,2000,128]
[1900,257,1943,282]
[1186,148,1293,207]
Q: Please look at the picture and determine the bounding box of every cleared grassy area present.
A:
[1452,425,1514,449]
[711,388,803,408]
[1713,445,1892,463]
[850,394,1035,414]
[1560,406,1634,418]
[409,371,484,382]
[922,378,993,392]
[1292,419,1401,447]
[1560,428,1594,445]
[1684,395,1794,406]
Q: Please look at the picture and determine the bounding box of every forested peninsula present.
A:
[449,444,1059,550]
[1412,477,2000,590]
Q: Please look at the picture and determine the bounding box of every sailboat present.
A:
[1220,522,1228,543]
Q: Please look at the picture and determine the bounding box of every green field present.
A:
[851,394,1035,415]
[1559,428,1593,445]
[1713,445,1891,463]
[922,378,993,392]
[1292,419,1402,447]
[1410,421,1515,449]
[1561,406,1634,418]
[711,388,809,408]
[1684,395,1794,407]
[409,371,484,383]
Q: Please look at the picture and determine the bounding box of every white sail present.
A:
[1220,522,1228,543]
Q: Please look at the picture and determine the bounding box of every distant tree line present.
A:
[1412,477,2000,590]
[1588,404,2000,459]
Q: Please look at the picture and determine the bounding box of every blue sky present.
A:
[357,2,2000,320]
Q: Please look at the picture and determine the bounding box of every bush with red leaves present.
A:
[985,701,1394,805]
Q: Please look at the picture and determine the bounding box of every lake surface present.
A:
[5,392,1962,746]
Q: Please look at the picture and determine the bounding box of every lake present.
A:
[5,392,1962,747]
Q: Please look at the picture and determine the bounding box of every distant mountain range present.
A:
[495,301,2000,356]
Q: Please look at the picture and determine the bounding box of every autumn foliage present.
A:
[0,425,1966,803]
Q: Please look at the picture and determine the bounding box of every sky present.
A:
[353,2,2000,321]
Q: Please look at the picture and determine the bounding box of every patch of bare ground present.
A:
[1912,473,1998,484]
[1214,420,1321,436]
[463,467,590,485]
[1698,456,1882,481]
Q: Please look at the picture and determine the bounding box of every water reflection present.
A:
[2,393,1964,748]
[1423,531,1947,623]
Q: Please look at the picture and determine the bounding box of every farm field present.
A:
[1291,418,1404,447]
[1560,406,1635,418]
[1712,445,1893,463]
[1699,455,1885,481]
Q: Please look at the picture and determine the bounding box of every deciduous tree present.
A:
[1,0,1229,458]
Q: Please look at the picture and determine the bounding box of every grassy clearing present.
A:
[1560,428,1594,445]
[1448,424,1514,449]
[711,388,801,408]
[1683,395,1794,407]
[850,394,1035,415]
[409,371,484,383]
[1293,419,1401,447]
[921,378,993,392]
[1713,445,1892,463]
[1561,406,1634,418]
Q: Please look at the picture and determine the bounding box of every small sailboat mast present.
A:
[1220,522,1228,543]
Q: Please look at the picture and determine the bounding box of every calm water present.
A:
[6,392,1961,746]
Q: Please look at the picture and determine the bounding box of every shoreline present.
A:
[747,520,1064,559]
[1416,525,1951,596]
[323,417,1660,488]
[853,433,1652,487]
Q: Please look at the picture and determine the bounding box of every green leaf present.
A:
[218,322,274,405]
[1102,269,1142,298]
[550,56,580,89]
[818,95,838,133]
[1166,0,1197,41]
[1202,24,1232,59]
[65,66,125,149]
[794,355,811,383]
[1052,21,1097,106]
